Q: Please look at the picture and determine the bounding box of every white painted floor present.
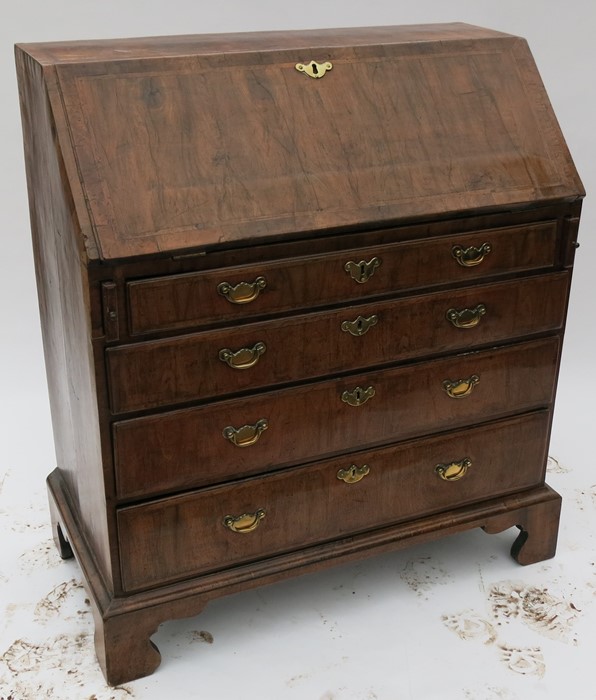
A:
[1,356,595,700]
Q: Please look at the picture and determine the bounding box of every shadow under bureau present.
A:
[15,23,583,684]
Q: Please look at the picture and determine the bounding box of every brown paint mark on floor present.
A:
[318,611,339,637]
[286,659,348,689]
[464,687,519,700]
[442,578,584,680]
[191,630,214,644]
[572,486,596,513]
[18,538,62,573]
[489,581,579,643]
[287,672,310,687]
[3,602,32,625]
[498,644,545,678]
[546,455,571,474]
[0,634,135,699]
[0,469,9,496]
[442,611,497,644]
[1,634,86,674]
[400,556,451,597]
[9,522,47,533]
[34,578,86,622]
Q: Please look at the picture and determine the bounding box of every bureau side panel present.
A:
[15,49,113,590]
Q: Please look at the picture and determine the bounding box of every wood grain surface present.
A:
[36,26,582,259]
[107,272,568,413]
[117,412,550,591]
[127,220,559,335]
[113,337,559,500]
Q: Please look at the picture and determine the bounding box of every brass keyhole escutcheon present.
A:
[344,257,381,284]
[341,314,378,337]
[337,464,370,484]
[341,386,376,407]
[295,60,333,79]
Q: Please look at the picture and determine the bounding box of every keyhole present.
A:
[312,62,318,75]
[356,318,364,333]
[359,262,367,281]
[354,388,362,401]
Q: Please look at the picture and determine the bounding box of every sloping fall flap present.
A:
[53,28,583,260]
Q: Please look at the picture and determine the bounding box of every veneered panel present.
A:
[107,273,569,413]
[118,412,550,591]
[55,33,582,259]
[113,338,559,500]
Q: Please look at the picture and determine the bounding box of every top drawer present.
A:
[127,221,558,335]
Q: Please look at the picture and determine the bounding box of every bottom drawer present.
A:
[118,411,549,592]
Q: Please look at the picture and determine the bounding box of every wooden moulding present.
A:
[47,467,561,685]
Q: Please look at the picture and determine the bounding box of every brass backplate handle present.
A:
[341,386,376,407]
[446,304,486,329]
[217,276,266,304]
[435,458,472,482]
[344,257,381,284]
[442,374,480,399]
[295,60,333,78]
[223,509,266,533]
[341,314,378,337]
[219,342,266,370]
[223,419,268,447]
[452,242,492,267]
[337,464,370,484]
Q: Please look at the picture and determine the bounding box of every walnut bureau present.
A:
[16,24,583,684]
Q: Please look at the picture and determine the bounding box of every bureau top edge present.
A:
[15,24,513,65]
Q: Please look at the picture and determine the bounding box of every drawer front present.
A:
[127,221,558,335]
[108,272,568,414]
[117,411,550,591]
[113,337,559,500]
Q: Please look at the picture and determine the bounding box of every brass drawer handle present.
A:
[217,276,266,304]
[341,386,375,407]
[442,375,480,399]
[341,314,378,337]
[446,304,486,329]
[337,464,370,484]
[223,509,266,533]
[219,342,266,370]
[344,257,381,284]
[452,242,492,267]
[295,60,333,79]
[223,419,268,447]
[435,458,472,482]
